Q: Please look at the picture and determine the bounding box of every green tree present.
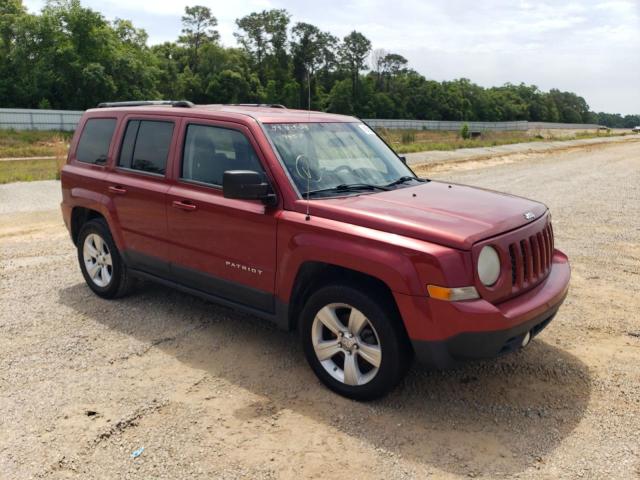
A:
[290,22,338,108]
[291,22,321,107]
[264,80,278,104]
[1,0,159,108]
[370,92,395,118]
[379,53,408,90]
[175,66,202,101]
[235,8,290,92]
[179,5,219,73]
[327,78,354,114]
[0,2,634,125]
[206,70,248,103]
[151,41,187,99]
[282,80,301,108]
[339,31,371,101]
[549,89,590,123]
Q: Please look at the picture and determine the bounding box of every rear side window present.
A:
[76,118,116,164]
[181,124,263,186]
[118,120,174,175]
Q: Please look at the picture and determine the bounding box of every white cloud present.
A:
[22,0,640,114]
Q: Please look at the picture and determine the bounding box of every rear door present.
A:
[166,119,278,312]
[106,115,178,276]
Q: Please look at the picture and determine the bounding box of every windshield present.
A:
[264,122,417,197]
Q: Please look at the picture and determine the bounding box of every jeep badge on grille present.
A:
[524,211,536,220]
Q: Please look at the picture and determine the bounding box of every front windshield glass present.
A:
[264,122,416,197]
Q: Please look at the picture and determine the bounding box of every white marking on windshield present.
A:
[358,124,375,135]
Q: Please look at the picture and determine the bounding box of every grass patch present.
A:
[0,129,72,158]
[0,129,69,183]
[378,129,624,154]
[0,158,61,183]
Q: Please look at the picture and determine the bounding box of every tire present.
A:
[300,283,411,400]
[77,218,134,299]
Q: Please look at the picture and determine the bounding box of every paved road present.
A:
[1,139,639,479]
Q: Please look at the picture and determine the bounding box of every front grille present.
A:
[508,222,554,291]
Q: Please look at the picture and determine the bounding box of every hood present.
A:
[306,181,547,250]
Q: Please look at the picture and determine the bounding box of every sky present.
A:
[23,0,640,115]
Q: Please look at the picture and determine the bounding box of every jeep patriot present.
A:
[61,101,571,399]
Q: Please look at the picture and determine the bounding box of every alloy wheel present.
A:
[83,233,113,288]
[311,303,382,386]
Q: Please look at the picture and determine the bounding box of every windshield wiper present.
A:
[306,183,390,197]
[385,176,425,187]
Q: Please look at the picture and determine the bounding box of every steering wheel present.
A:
[333,165,355,175]
[295,154,322,182]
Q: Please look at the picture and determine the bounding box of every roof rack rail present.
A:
[96,100,194,108]
[229,103,287,109]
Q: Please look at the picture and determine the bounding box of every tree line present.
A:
[1,0,638,128]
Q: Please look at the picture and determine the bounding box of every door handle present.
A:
[108,185,127,194]
[172,200,197,211]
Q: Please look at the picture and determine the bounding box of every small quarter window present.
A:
[76,118,116,164]
[181,124,263,186]
[118,120,174,175]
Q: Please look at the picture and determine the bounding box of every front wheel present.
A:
[300,284,411,400]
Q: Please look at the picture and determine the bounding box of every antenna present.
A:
[296,154,312,222]
[307,69,312,114]
[305,67,312,221]
[305,173,311,221]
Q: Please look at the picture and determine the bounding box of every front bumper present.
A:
[395,250,570,368]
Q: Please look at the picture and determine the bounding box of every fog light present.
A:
[521,331,531,347]
[427,285,479,301]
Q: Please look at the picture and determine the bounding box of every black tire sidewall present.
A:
[77,219,125,299]
[300,284,409,400]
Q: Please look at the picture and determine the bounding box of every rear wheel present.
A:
[300,284,411,400]
[77,218,133,299]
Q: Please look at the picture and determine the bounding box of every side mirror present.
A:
[398,155,407,164]
[223,170,276,205]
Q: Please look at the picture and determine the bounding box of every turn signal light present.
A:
[427,285,479,301]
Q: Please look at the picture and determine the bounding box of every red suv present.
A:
[61,101,570,400]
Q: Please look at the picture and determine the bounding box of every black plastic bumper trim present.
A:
[411,301,563,369]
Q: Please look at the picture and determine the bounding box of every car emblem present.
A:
[524,211,536,220]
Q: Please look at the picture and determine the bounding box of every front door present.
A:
[106,116,178,276]
[166,120,278,312]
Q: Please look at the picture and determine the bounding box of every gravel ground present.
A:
[1,138,639,479]
[405,133,636,166]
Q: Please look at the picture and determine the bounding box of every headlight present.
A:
[477,246,501,286]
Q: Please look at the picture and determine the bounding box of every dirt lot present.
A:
[1,138,639,479]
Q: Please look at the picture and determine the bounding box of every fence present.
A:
[0,108,83,131]
[363,119,602,131]
[0,108,602,132]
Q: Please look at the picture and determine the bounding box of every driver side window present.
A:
[181,124,263,186]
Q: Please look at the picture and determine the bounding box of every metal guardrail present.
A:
[0,108,602,132]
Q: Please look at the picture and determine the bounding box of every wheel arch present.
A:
[285,261,406,336]
[70,207,106,246]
